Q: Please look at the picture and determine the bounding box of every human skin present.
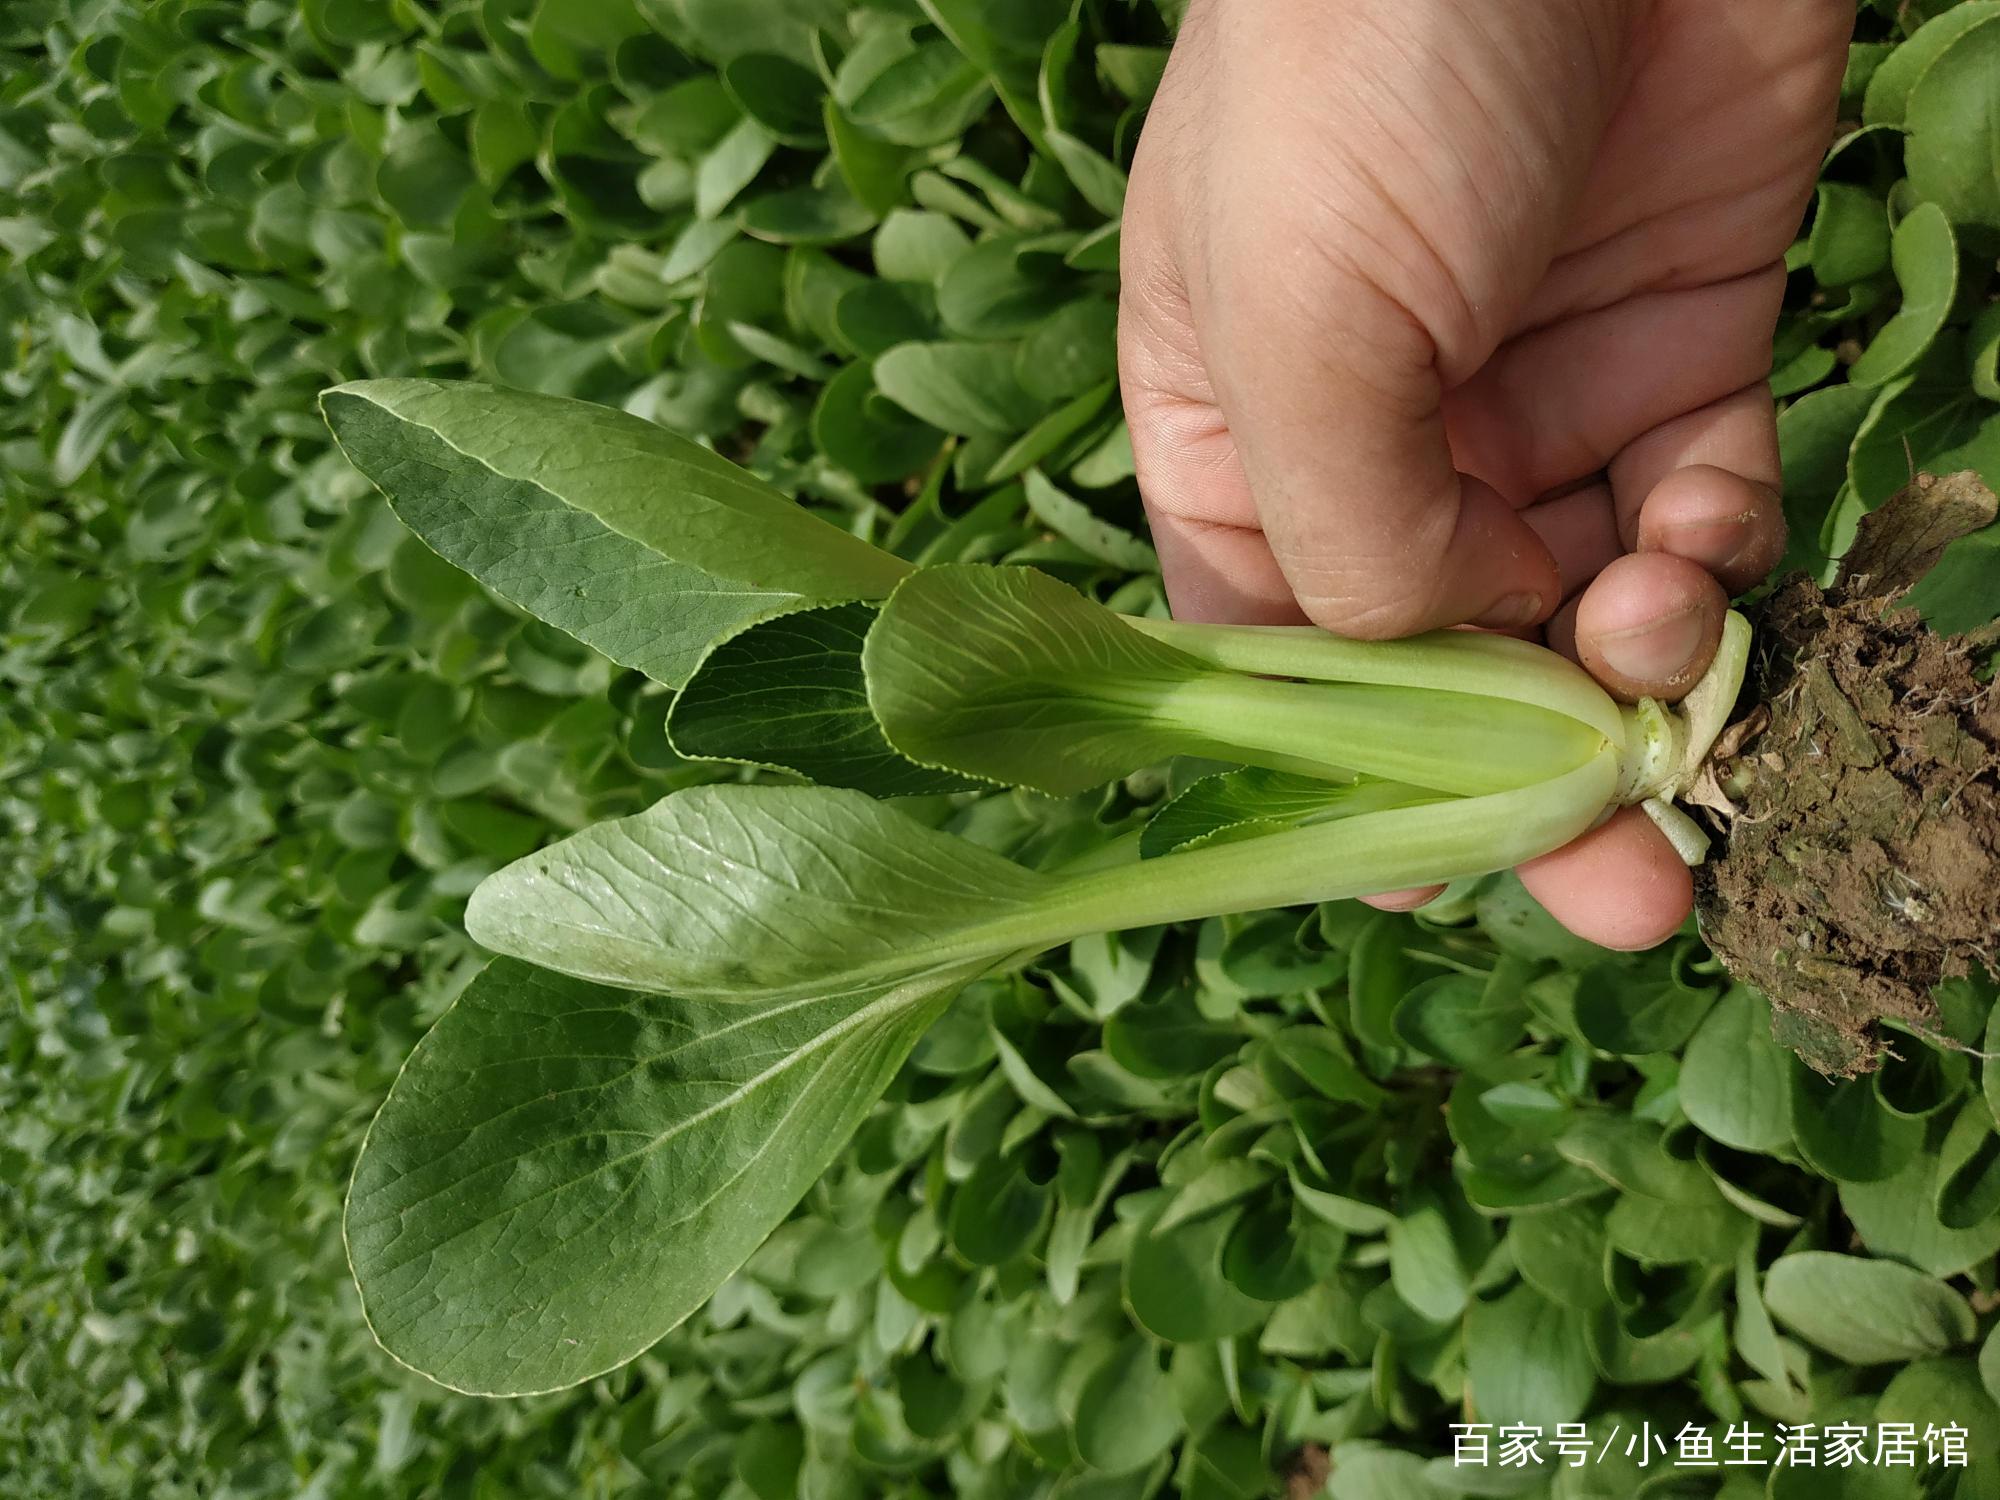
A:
[1119,0,1852,949]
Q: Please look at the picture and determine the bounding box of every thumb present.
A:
[1201,264,1561,639]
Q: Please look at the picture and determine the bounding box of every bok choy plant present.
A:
[324,378,1748,1395]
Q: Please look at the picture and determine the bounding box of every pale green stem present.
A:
[683,754,1615,1004]
[1148,672,1609,796]
[963,616,1752,975]
[946,614,1744,982]
[974,749,1621,956]
[1126,615,1627,746]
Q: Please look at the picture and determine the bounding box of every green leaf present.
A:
[1936,1102,2000,1231]
[862,563,1213,794]
[947,1148,1051,1264]
[1770,341,1839,399]
[1392,971,1528,1069]
[983,383,1117,484]
[1346,911,1410,1052]
[1018,298,1119,401]
[1104,991,1242,1079]
[1097,45,1169,105]
[1878,1357,2000,1460]
[721,53,827,145]
[1845,357,2000,510]
[469,98,541,186]
[826,101,918,217]
[1063,928,1162,1018]
[833,276,938,357]
[668,604,978,795]
[1208,924,1336,1004]
[873,209,974,283]
[630,76,741,156]
[1289,1170,1395,1235]
[1842,1119,2000,1278]
[847,43,992,148]
[1906,17,2000,233]
[1766,1402,1924,1500]
[1678,987,1793,1153]
[873,340,1049,434]
[1848,203,1957,387]
[1732,1237,1798,1400]
[1972,299,2000,401]
[1156,1158,1274,1233]
[658,221,737,286]
[52,386,124,486]
[1323,1445,1445,1500]
[1021,468,1156,571]
[1123,1202,1270,1343]
[1386,1183,1470,1323]
[1778,379,1881,548]
[1807,181,1891,286]
[1789,1062,1924,1183]
[1762,1252,1975,1364]
[917,0,1059,136]
[344,958,955,1394]
[1843,40,1895,112]
[1507,1204,1609,1310]
[1044,129,1126,217]
[1900,510,2000,634]
[1557,1115,1745,1265]
[1046,1140,1130,1304]
[321,379,910,688]
[1221,1198,1311,1301]
[465,784,1050,999]
[1065,220,1121,272]
[740,182,878,245]
[937,233,1078,338]
[1261,1025,1387,1105]
[1072,1339,1180,1475]
[375,134,475,229]
[696,116,777,219]
[989,1013,1079,1117]
[1464,1283,1596,1430]
[1180,1427,1271,1500]
[1570,963,1715,1057]
[1863,4,2000,125]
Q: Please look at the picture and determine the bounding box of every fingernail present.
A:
[1365,886,1444,912]
[1475,592,1543,629]
[1651,515,1754,571]
[1596,604,1707,683]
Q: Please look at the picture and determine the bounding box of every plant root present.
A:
[1694,472,2000,1076]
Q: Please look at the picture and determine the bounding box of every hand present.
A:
[1119,0,1850,949]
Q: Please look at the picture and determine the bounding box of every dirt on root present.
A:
[1281,1443,1331,1500]
[1693,471,2000,1076]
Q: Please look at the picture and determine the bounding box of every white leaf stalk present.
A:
[1013,609,1755,941]
[950,610,1753,956]
[1130,608,1750,866]
[1612,611,1753,865]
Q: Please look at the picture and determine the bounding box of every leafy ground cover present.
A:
[3,1,2000,1497]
